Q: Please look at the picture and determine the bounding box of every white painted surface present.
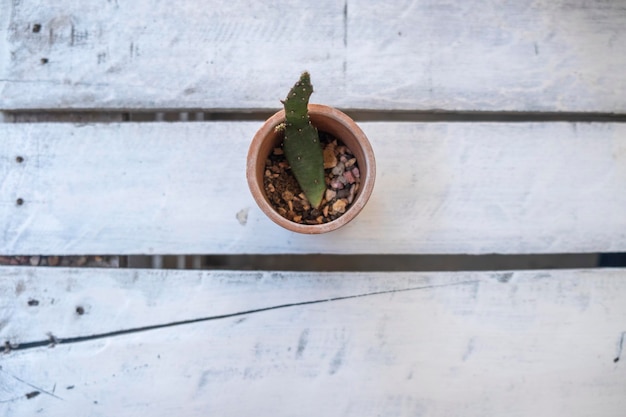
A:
[2,2,623,414]
[1,122,625,255]
[0,267,624,416]
[0,267,475,344]
[1,0,625,112]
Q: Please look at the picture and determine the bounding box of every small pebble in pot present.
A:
[337,188,350,199]
[332,199,347,214]
[330,180,344,190]
[343,170,355,184]
[332,162,345,176]
[325,189,337,201]
[323,145,337,169]
[348,184,357,204]
[282,190,294,202]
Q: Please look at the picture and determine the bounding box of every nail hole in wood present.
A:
[76,306,85,315]
[16,156,24,163]
[32,24,41,33]
[40,58,48,64]
[16,198,24,206]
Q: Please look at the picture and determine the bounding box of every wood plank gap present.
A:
[4,110,626,123]
[126,253,606,272]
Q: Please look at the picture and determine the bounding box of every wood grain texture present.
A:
[1,121,625,255]
[1,0,626,112]
[0,267,624,416]
[0,267,475,344]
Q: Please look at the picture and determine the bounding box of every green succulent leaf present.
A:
[281,72,325,209]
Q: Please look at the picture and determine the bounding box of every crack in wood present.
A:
[0,367,63,400]
[0,395,23,404]
[5,280,478,352]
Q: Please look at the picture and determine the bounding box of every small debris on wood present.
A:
[47,333,59,348]
[26,391,40,399]
[3,341,16,354]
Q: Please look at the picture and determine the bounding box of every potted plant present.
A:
[246,72,376,234]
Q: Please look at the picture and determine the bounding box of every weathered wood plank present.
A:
[1,0,625,112]
[0,267,475,344]
[1,122,625,255]
[347,0,626,113]
[0,0,345,111]
[0,268,624,416]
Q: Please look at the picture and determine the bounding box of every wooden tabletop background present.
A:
[1,0,625,416]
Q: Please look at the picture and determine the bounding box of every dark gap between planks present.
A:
[126,253,626,271]
[4,110,626,123]
[2,254,624,271]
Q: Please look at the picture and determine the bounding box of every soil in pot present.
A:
[264,131,361,225]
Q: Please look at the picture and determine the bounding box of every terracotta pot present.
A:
[247,104,376,234]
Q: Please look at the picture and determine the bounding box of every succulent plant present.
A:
[277,72,325,209]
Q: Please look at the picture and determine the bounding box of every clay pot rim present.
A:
[247,104,376,234]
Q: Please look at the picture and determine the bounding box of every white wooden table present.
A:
[1,1,625,416]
